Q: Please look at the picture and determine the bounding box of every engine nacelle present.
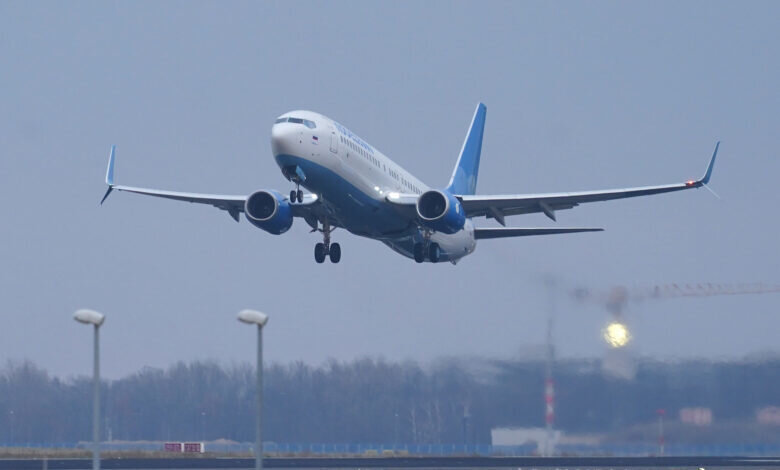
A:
[416,190,466,234]
[244,190,293,235]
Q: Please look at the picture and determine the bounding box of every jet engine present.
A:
[244,190,293,234]
[416,190,466,234]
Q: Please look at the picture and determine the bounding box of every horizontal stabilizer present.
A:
[474,227,603,240]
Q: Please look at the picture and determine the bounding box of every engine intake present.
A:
[416,190,466,234]
[244,190,293,235]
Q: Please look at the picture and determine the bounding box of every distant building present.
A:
[757,406,780,425]
[491,427,561,454]
[679,407,713,426]
[601,347,636,380]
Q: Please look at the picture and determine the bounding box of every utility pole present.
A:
[544,277,556,457]
[657,409,666,456]
[462,404,470,446]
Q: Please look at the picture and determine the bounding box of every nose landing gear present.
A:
[282,165,306,203]
[314,220,340,264]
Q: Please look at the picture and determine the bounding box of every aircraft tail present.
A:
[446,102,486,195]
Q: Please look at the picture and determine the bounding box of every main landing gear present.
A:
[289,185,303,203]
[314,220,341,264]
[413,231,441,264]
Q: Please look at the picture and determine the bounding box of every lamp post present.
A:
[238,310,269,470]
[74,309,105,470]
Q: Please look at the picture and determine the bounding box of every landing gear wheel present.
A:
[297,189,304,203]
[413,243,425,263]
[290,190,297,203]
[329,243,341,263]
[428,243,441,263]
[314,243,327,263]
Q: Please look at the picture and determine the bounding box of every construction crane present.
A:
[572,282,780,313]
[536,279,779,453]
[570,282,780,348]
[567,281,780,381]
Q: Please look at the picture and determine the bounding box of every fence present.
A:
[2,441,780,457]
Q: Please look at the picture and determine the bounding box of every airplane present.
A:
[100,103,719,264]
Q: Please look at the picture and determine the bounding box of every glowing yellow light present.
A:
[603,322,631,348]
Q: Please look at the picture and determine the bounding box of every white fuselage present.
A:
[271,110,476,263]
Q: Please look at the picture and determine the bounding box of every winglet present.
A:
[100,145,116,205]
[106,145,116,185]
[700,141,719,185]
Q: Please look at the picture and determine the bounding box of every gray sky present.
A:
[1,1,778,379]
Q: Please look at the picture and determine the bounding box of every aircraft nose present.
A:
[271,124,299,156]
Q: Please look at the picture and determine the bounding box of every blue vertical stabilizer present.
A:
[446,102,487,195]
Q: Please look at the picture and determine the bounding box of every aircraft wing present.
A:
[458,142,719,224]
[100,146,320,224]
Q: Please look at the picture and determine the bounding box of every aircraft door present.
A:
[330,128,339,154]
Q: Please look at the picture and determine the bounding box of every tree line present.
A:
[0,356,778,445]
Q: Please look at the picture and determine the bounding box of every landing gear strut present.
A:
[314,220,340,264]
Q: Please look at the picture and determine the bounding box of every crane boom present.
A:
[646,282,780,300]
[572,282,780,308]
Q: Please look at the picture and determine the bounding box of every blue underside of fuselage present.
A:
[274,154,424,257]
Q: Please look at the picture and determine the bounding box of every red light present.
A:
[686,180,696,186]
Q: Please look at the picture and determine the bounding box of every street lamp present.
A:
[238,310,269,470]
[74,309,105,470]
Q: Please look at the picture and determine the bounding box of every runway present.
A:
[1,456,779,469]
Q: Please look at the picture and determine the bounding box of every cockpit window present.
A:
[275,117,316,129]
